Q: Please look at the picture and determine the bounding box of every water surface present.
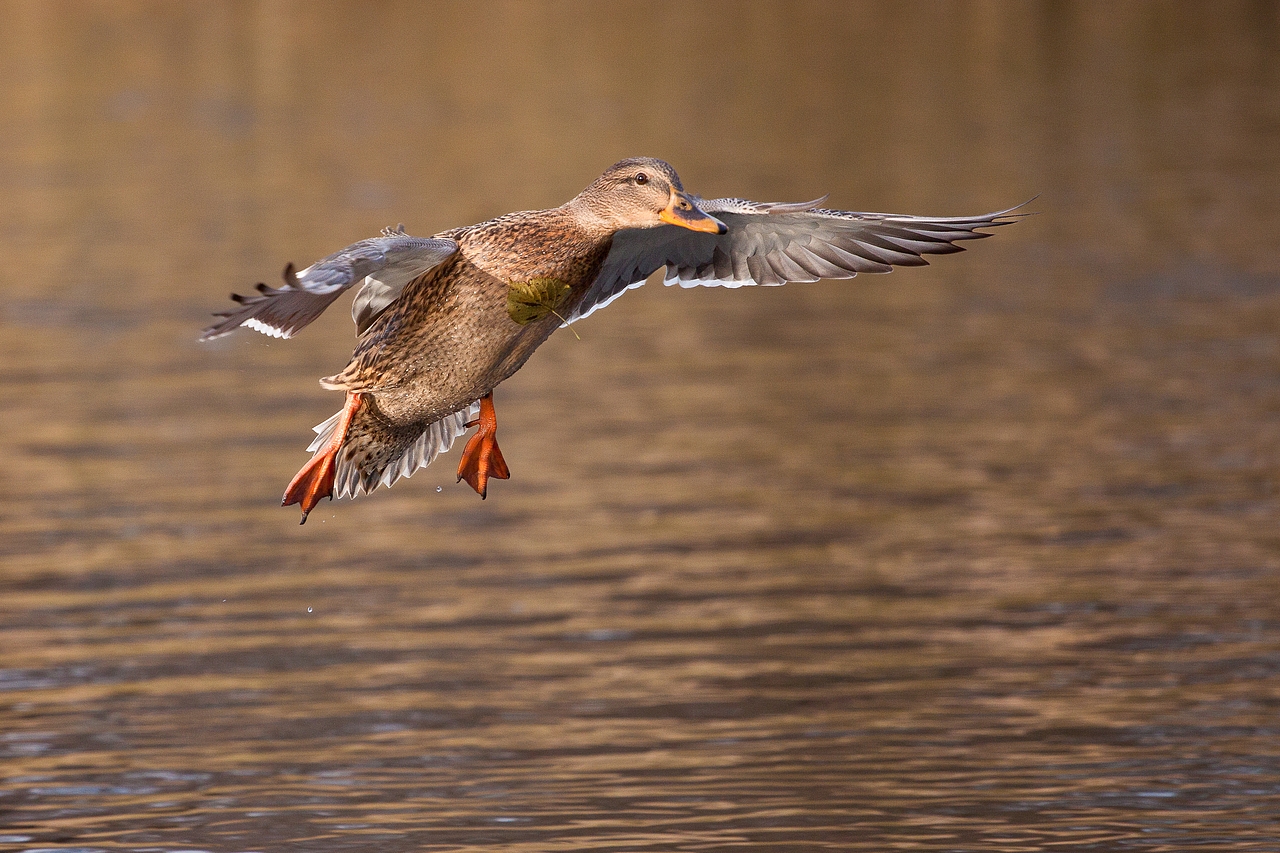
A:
[2,3,1279,850]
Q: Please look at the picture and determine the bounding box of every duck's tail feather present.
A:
[305,398,480,500]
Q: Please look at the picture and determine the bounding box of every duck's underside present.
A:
[283,390,510,524]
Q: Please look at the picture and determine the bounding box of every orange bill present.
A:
[659,190,727,234]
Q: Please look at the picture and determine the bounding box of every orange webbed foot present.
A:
[282,392,362,524]
[282,450,337,524]
[456,392,510,499]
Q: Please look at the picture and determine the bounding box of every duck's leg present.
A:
[282,391,363,524]
[457,392,510,499]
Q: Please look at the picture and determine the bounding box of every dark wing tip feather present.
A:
[200,232,460,342]
[199,261,339,342]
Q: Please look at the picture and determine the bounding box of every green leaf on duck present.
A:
[507,277,572,326]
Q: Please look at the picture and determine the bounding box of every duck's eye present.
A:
[634,172,648,185]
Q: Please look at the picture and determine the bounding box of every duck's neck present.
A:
[562,195,624,238]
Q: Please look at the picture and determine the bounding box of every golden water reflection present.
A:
[2,2,1279,850]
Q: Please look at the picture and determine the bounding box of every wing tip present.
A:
[985,195,1040,225]
[198,310,295,342]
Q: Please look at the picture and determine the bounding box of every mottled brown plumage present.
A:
[325,207,613,417]
[201,157,1028,522]
[308,210,616,513]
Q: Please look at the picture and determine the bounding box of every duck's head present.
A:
[573,158,727,235]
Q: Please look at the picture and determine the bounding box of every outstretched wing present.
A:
[566,198,1032,323]
[201,229,459,341]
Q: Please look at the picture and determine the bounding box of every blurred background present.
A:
[2,2,1279,850]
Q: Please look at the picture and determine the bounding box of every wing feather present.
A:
[565,198,1031,323]
[789,243,852,279]
[767,249,815,283]
[201,231,458,341]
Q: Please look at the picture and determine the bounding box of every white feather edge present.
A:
[305,401,481,500]
[241,317,292,338]
[662,274,791,289]
[563,280,647,325]
[562,265,802,327]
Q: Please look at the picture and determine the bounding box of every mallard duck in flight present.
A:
[202,158,1028,523]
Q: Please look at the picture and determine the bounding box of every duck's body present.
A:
[202,158,1028,522]
[308,209,614,504]
[332,208,610,421]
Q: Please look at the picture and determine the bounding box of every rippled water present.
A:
[3,3,1280,851]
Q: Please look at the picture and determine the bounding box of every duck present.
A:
[202,158,1028,523]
